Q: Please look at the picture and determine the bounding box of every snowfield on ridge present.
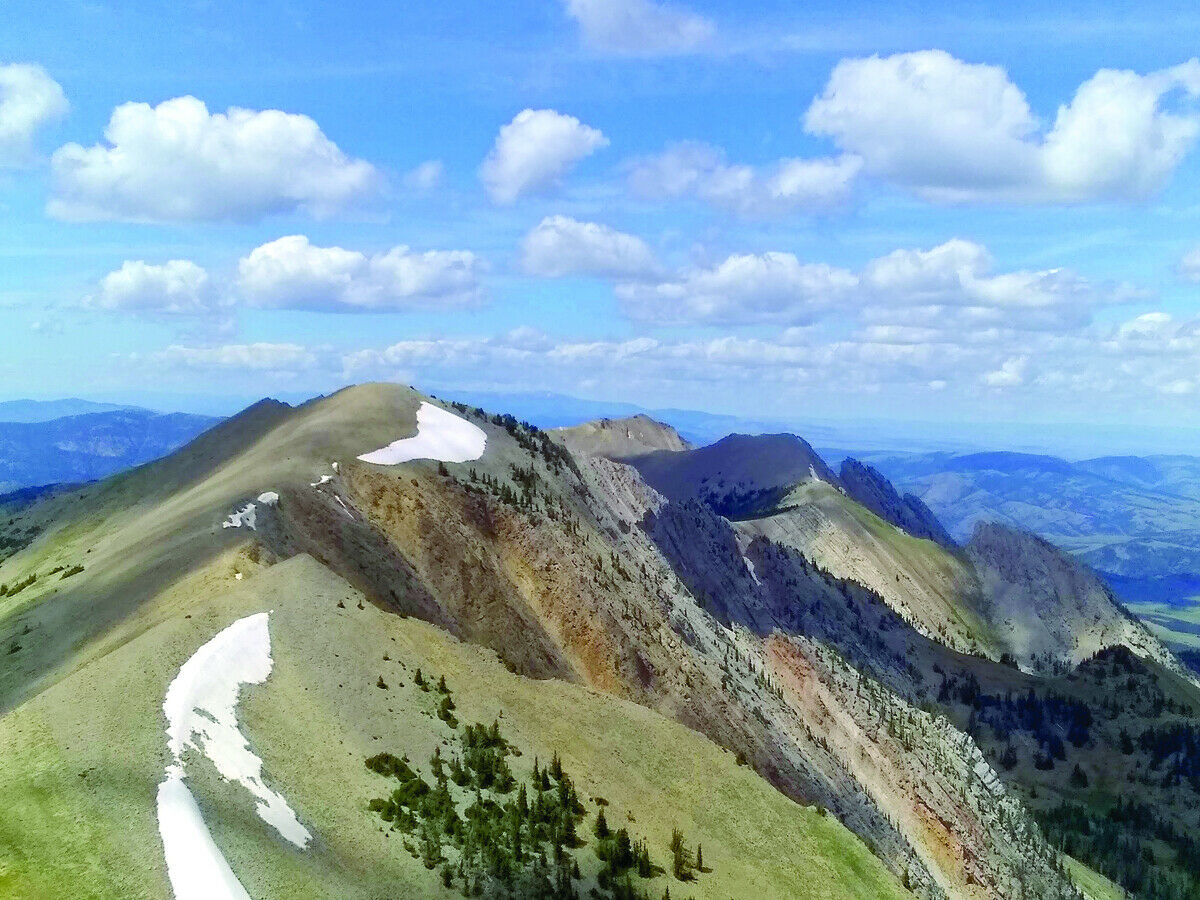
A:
[157,613,309,900]
[357,401,486,465]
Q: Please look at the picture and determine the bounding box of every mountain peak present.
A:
[965,520,1180,672]
[628,430,839,519]
[554,413,690,459]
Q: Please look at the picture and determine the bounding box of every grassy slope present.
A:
[0,553,912,899]
[1065,856,1128,900]
[741,480,997,658]
[0,384,429,714]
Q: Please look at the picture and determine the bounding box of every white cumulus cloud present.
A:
[520,215,660,278]
[0,63,67,166]
[859,239,1123,331]
[563,0,714,55]
[237,235,482,311]
[983,356,1029,387]
[805,50,1200,203]
[49,96,379,222]
[404,160,444,191]
[613,238,1130,330]
[88,259,217,315]
[480,109,607,204]
[627,141,861,215]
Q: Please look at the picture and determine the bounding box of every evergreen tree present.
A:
[669,828,693,881]
[594,808,610,839]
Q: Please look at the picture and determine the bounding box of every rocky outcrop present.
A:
[840,458,956,548]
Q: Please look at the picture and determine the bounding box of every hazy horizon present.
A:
[6,383,1200,460]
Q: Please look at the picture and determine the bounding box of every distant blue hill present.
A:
[0,407,221,492]
[853,447,1200,583]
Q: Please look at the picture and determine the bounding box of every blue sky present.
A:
[4,0,1200,444]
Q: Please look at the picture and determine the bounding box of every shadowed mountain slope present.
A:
[840,458,956,548]
[630,432,840,519]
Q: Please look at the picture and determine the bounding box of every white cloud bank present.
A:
[238,235,482,311]
[480,109,607,204]
[0,63,67,166]
[49,96,379,221]
[520,215,660,278]
[982,356,1029,388]
[805,50,1200,203]
[152,342,321,374]
[617,252,855,325]
[614,238,1127,330]
[147,298,1200,413]
[91,235,482,317]
[562,0,714,55]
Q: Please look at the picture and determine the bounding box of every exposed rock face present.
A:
[643,499,771,631]
[840,458,956,548]
[575,454,667,525]
[554,414,691,459]
[766,635,1078,900]
[966,522,1180,674]
[631,432,840,519]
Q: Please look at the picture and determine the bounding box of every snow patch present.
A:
[310,475,332,487]
[743,555,761,585]
[157,768,250,900]
[256,492,279,506]
[157,613,310,900]
[222,503,256,530]
[330,461,339,473]
[357,401,486,466]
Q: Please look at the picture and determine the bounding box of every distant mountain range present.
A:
[849,449,1200,583]
[441,388,1200,458]
[0,402,221,493]
[0,398,136,423]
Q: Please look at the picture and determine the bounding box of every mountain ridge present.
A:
[0,383,1188,899]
